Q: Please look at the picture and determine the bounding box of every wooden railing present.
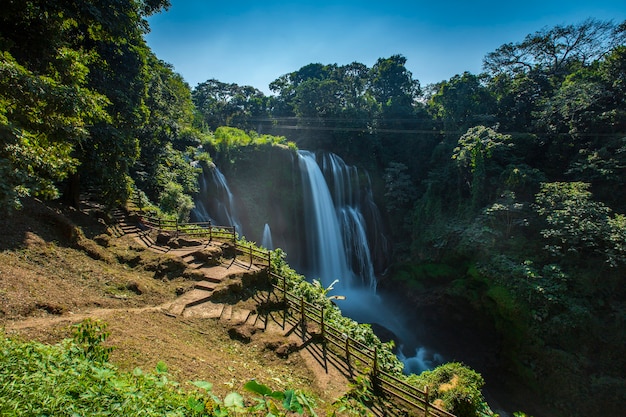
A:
[127,198,455,416]
[133,210,271,269]
[270,272,456,417]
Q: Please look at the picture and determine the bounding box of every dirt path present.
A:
[1,202,353,413]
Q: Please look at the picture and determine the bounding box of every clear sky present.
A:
[145,0,626,94]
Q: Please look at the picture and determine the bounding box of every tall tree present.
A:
[193,79,269,132]
[0,0,172,208]
[428,72,496,135]
[483,18,626,79]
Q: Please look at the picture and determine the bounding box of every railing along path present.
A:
[129,201,455,417]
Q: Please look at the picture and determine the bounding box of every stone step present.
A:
[230,309,251,325]
[182,302,225,319]
[168,303,186,317]
[246,312,259,326]
[181,254,196,263]
[198,274,222,284]
[187,260,205,270]
[220,304,233,321]
[184,289,214,308]
[194,281,218,292]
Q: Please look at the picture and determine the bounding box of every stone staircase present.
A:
[111,207,266,328]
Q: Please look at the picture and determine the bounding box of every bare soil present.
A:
[0,198,350,414]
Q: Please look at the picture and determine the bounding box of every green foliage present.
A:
[243,379,318,416]
[405,362,487,417]
[0,50,108,210]
[212,127,293,158]
[159,181,195,222]
[428,72,496,133]
[192,79,270,131]
[332,374,375,416]
[383,162,417,239]
[0,332,207,416]
[534,182,626,266]
[1,327,330,417]
[453,126,514,209]
[71,318,114,364]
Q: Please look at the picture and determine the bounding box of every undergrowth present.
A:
[0,320,318,417]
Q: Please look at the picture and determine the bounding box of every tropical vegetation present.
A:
[1,1,625,415]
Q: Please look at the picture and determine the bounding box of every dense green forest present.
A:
[1,1,625,416]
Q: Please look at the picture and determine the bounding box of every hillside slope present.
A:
[0,198,350,413]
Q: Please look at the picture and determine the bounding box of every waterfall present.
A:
[191,150,437,375]
[397,346,444,375]
[298,150,438,374]
[298,151,355,289]
[261,223,273,250]
[298,150,379,290]
[191,163,242,234]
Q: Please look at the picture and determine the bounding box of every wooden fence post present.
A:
[345,336,351,375]
[300,296,306,342]
[321,306,328,373]
[209,221,212,241]
[424,385,429,417]
[282,275,287,330]
[372,346,378,389]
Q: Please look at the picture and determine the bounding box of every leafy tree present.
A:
[428,72,496,134]
[488,70,551,132]
[452,126,513,208]
[0,0,172,209]
[482,191,528,239]
[132,53,202,207]
[159,181,195,222]
[0,50,108,210]
[534,182,626,267]
[193,79,269,131]
[483,19,626,79]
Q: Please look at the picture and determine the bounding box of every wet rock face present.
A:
[385,285,502,372]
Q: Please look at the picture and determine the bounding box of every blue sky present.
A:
[146,0,626,94]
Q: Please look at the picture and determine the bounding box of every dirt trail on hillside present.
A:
[0,199,352,413]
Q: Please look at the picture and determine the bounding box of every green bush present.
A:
[0,322,320,417]
[405,362,488,417]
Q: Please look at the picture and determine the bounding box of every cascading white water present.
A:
[192,151,437,375]
[298,150,439,374]
[298,151,355,289]
[261,223,273,250]
[191,163,242,234]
